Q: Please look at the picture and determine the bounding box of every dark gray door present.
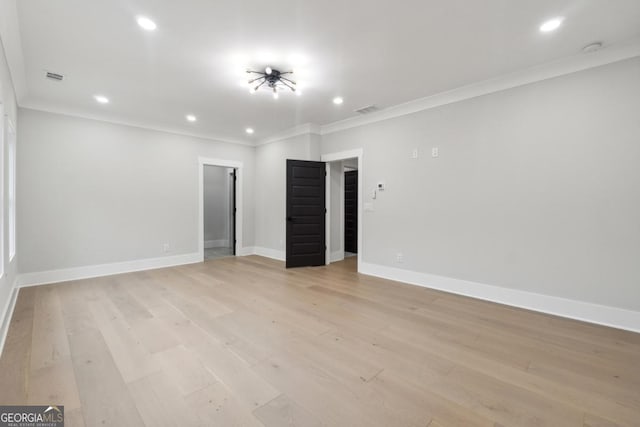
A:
[231,169,237,255]
[286,160,326,268]
[344,170,358,253]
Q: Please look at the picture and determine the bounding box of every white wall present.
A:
[17,109,255,273]
[253,133,320,256]
[322,57,640,312]
[203,165,232,247]
[0,20,20,346]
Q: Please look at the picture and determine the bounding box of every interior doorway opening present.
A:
[203,165,236,260]
[198,157,243,262]
[327,157,358,270]
[321,148,364,272]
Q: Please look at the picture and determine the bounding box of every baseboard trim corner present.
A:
[17,252,202,288]
[237,246,256,256]
[253,247,286,261]
[330,251,345,263]
[360,262,640,333]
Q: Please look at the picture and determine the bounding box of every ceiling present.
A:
[9,0,640,143]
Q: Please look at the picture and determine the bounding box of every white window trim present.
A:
[7,117,16,262]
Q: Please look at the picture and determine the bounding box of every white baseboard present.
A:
[17,252,202,288]
[0,279,19,359]
[360,262,640,333]
[330,251,345,263]
[237,246,256,256]
[253,247,286,261]
[205,239,230,249]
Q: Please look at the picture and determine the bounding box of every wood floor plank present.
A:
[253,394,322,427]
[87,296,162,383]
[64,408,86,427]
[192,339,280,410]
[0,287,36,405]
[66,328,145,426]
[29,286,70,371]
[27,358,81,411]
[128,371,201,426]
[184,382,264,427]
[0,255,638,426]
[155,345,217,396]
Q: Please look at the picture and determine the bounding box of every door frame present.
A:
[198,157,243,261]
[321,148,363,273]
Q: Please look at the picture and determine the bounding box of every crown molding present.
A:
[320,36,640,136]
[20,102,255,147]
[257,123,321,146]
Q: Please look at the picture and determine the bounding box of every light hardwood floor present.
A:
[1,256,639,426]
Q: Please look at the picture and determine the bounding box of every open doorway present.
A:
[327,158,358,269]
[203,165,236,260]
[323,148,363,272]
[344,160,358,258]
[198,157,243,262]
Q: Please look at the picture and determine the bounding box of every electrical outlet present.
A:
[432,147,439,158]
[411,148,418,159]
[396,252,404,263]
[163,243,170,253]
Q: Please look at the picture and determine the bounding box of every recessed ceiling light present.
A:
[246,128,254,134]
[94,95,109,104]
[186,114,197,122]
[333,96,344,105]
[136,16,157,31]
[539,17,564,33]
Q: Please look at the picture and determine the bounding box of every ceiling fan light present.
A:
[265,67,272,75]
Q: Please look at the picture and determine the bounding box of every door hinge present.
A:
[324,208,327,214]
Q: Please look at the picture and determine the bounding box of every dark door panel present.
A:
[344,170,358,253]
[286,160,326,268]
[231,169,236,255]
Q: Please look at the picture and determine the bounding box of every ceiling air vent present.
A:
[354,104,379,114]
[45,71,64,81]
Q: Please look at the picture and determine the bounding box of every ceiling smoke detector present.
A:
[355,105,379,114]
[582,42,603,54]
[45,71,64,81]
